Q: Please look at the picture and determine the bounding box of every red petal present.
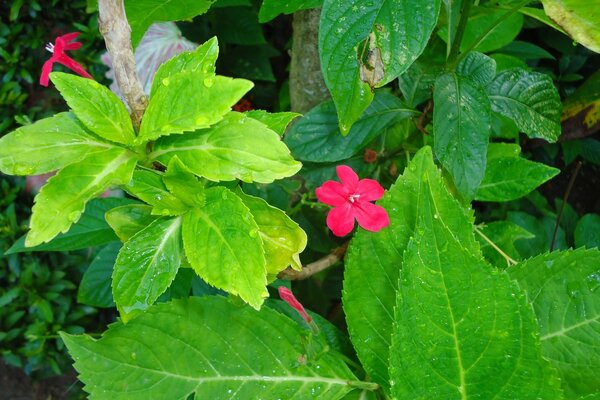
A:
[63,41,82,51]
[39,59,54,86]
[336,165,358,191]
[326,203,356,237]
[278,286,312,323]
[357,178,385,201]
[316,181,348,206]
[54,55,93,79]
[57,32,80,43]
[354,202,390,232]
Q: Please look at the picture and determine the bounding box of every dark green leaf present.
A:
[456,52,496,86]
[476,220,533,268]
[575,214,600,248]
[78,242,120,308]
[258,0,322,22]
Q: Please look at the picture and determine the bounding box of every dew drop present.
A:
[203,77,215,87]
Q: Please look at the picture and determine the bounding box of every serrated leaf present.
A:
[105,204,158,242]
[123,170,188,216]
[26,148,137,247]
[61,296,359,399]
[78,242,120,308]
[285,93,417,163]
[182,187,267,309]
[456,52,496,86]
[343,147,478,389]
[320,0,441,133]
[113,217,182,321]
[0,112,112,176]
[235,189,307,276]
[258,0,322,22]
[245,110,300,135]
[152,112,301,183]
[50,73,135,145]
[139,73,253,142]
[575,214,600,248]
[163,157,205,208]
[487,68,562,142]
[389,178,562,399]
[509,249,600,397]
[125,0,216,48]
[433,72,491,200]
[541,0,600,53]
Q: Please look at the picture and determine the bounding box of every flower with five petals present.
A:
[40,32,92,87]
[316,165,389,237]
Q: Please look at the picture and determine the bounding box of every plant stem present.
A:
[447,0,473,65]
[278,242,349,280]
[474,225,517,267]
[551,161,582,251]
[98,0,147,131]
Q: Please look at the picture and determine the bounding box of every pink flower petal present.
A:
[55,54,92,79]
[336,165,359,191]
[356,178,385,201]
[39,59,54,86]
[326,203,356,237]
[353,202,390,232]
[278,286,312,323]
[316,181,348,206]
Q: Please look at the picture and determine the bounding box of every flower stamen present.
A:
[45,43,55,53]
[348,193,361,203]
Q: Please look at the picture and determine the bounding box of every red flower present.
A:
[316,165,389,237]
[278,286,312,324]
[40,32,93,87]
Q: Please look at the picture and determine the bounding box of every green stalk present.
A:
[447,0,473,65]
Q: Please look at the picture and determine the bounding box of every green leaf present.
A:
[456,52,496,86]
[152,112,301,183]
[78,242,120,308]
[285,93,417,162]
[6,197,135,253]
[459,7,523,53]
[151,37,219,96]
[105,204,158,242]
[235,189,307,276]
[507,211,568,258]
[397,60,442,107]
[509,249,600,397]
[245,110,300,135]
[498,41,555,61]
[113,217,182,321]
[220,44,278,82]
[0,112,112,176]
[212,6,265,45]
[139,73,253,143]
[487,68,562,142]
[344,147,479,389]
[163,157,205,208]
[258,0,322,22]
[182,187,267,309]
[476,220,533,268]
[123,170,188,216]
[50,73,135,145]
[125,0,216,48]
[26,148,137,247]
[61,296,360,399]
[319,0,441,133]
[389,177,562,399]
[541,0,600,53]
[433,72,491,200]
[575,214,600,248]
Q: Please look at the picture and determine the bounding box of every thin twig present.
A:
[474,225,517,267]
[278,242,349,280]
[98,0,147,131]
[551,161,582,251]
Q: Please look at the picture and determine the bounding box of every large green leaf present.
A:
[26,148,137,247]
[258,0,322,22]
[112,217,183,321]
[389,177,562,399]
[487,69,562,142]
[0,112,112,176]
[123,170,188,216]
[343,147,478,389]
[182,187,267,309]
[541,0,600,53]
[50,73,135,145]
[284,93,417,162]
[235,189,307,276]
[61,296,361,399]
[433,72,491,200]
[456,52,496,86]
[151,112,301,183]
[78,242,120,308]
[125,0,216,48]
[138,73,253,143]
[509,249,600,397]
[319,0,441,133]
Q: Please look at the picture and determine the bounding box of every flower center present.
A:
[45,43,55,53]
[348,193,361,203]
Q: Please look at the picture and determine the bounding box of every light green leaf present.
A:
[105,204,158,242]
[389,178,562,399]
[61,296,360,399]
[139,73,253,142]
[516,6,566,34]
[182,187,267,309]
[344,147,479,389]
[541,0,600,53]
[163,157,205,208]
[125,0,216,48]
[319,0,441,133]
[78,242,120,308]
[456,52,496,86]
[258,0,322,22]
[575,214,600,248]
[0,112,112,176]
[50,73,135,145]
[235,189,307,276]
[123,170,188,216]
[151,37,219,96]
[433,72,491,200]
[285,93,417,163]
[245,110,300,135]
[26,148,137,247]
[509,249,600,397]
[152,112,301,183]
[113,217,182,321]
[487,68,562,142]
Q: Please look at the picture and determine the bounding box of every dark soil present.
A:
[0,361,82,400]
